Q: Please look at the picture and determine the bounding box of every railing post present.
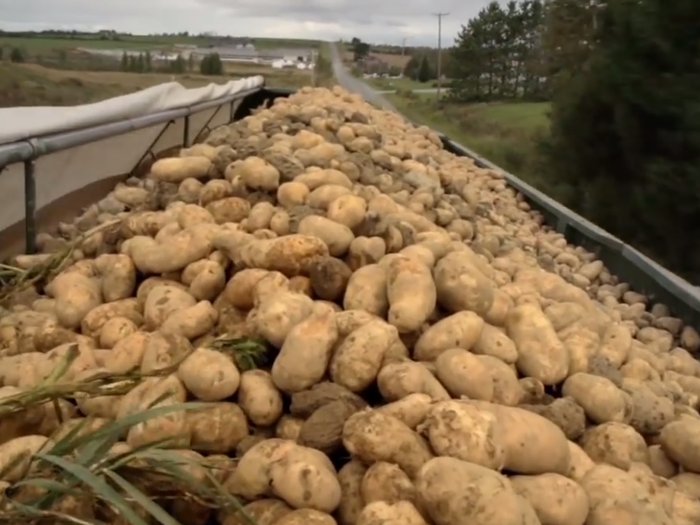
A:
[183,114,190,147]
[24,159,37,254]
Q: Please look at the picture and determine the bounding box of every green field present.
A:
[389,93,552,188]
[0,34,321,51]
[368,77,434,91]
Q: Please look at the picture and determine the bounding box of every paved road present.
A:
[376,88,448,95]
[328,44,399,112]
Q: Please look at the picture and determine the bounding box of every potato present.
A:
[177,348,240,401]
[659,417,700,473]
[0,435,53,482]
[580,464,674,524]
[562,373,632,423]
[510,473,589,525]
[565,440,595,482]
[416,457,524,525]
[375,393,433,429]
[423,400,506,470]
[185,402,249,453]
[580,421,649,470]
[343,264,389,317]
[377,359,450,402]
[98,316,138,349]
[270,445,342,512]
[468,401,571,475]
[361,461,417,505]
[239,234,329,276]
[414,311,484,361]
[435,349,494,401]
[271,303,339,393]
[337,460,368,525]
[150,156,212,182]
[385,255,436,333]
[237,370,284,426]
[224,268,269,309]
[357,501,428,525]
[276,509,338,525]
[472,323,518,363]
[254,291,314,348]
[4,85,691,524]
[103,331,150,373]
[330,320,400,392]
[140,331,191,373]
[434,252,496,316]
[125,224,217,274]
[343,410,433,478]
[506,302,569,385]
[46,271,102,329]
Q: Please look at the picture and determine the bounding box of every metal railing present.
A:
[1,78,698,330]
[0,84,293,256]
[440,137,700,328]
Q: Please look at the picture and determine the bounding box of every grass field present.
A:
[388,93,552,189]
[0,62,311,107]
[0,34,321,52]
[368,77,436,91]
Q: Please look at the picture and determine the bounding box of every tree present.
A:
[136,52,145,72]
[144,51,152,72]
[0,48,4,61]
[187,53,195,72]
[350,37,370,62]
[200,53,223,75]
[10,47,25,63]
[170,54,186,74]
[403,55,420,79]
[448,0,545,102]
[544,0,700,280]
[417,55,431,82]
[120,51,128,71]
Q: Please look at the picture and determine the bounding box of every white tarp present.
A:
[0,75,264,146]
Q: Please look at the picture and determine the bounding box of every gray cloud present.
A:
[0,0,494,45]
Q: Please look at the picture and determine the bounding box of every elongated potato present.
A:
[468,401,571,475]
[385,255,436,333]
[506,302,569,385]
[272,303,339,393]
[414,311,484,361]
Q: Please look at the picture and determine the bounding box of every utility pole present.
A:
[401,37,409,56]
[433,12,449,102]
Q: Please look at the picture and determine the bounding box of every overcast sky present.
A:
[0,0,496,47]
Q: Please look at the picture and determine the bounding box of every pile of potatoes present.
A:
[1,85,700,525]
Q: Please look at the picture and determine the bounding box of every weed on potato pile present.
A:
[0,344,260,525]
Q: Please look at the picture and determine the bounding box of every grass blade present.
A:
[32,454,150,525]
[104,470,183,525]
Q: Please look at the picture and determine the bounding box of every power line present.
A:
[433,12,449,101]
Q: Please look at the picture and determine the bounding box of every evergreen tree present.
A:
[545,0,700,279]
[403,55,420,79]
[120,51,128,71]
[417,55,431,82]
[10,47,25,63]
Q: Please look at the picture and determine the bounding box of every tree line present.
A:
[448,0,548,102]
[542,0,700,280]
[440,0,700,280]
[119,51,223,75]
